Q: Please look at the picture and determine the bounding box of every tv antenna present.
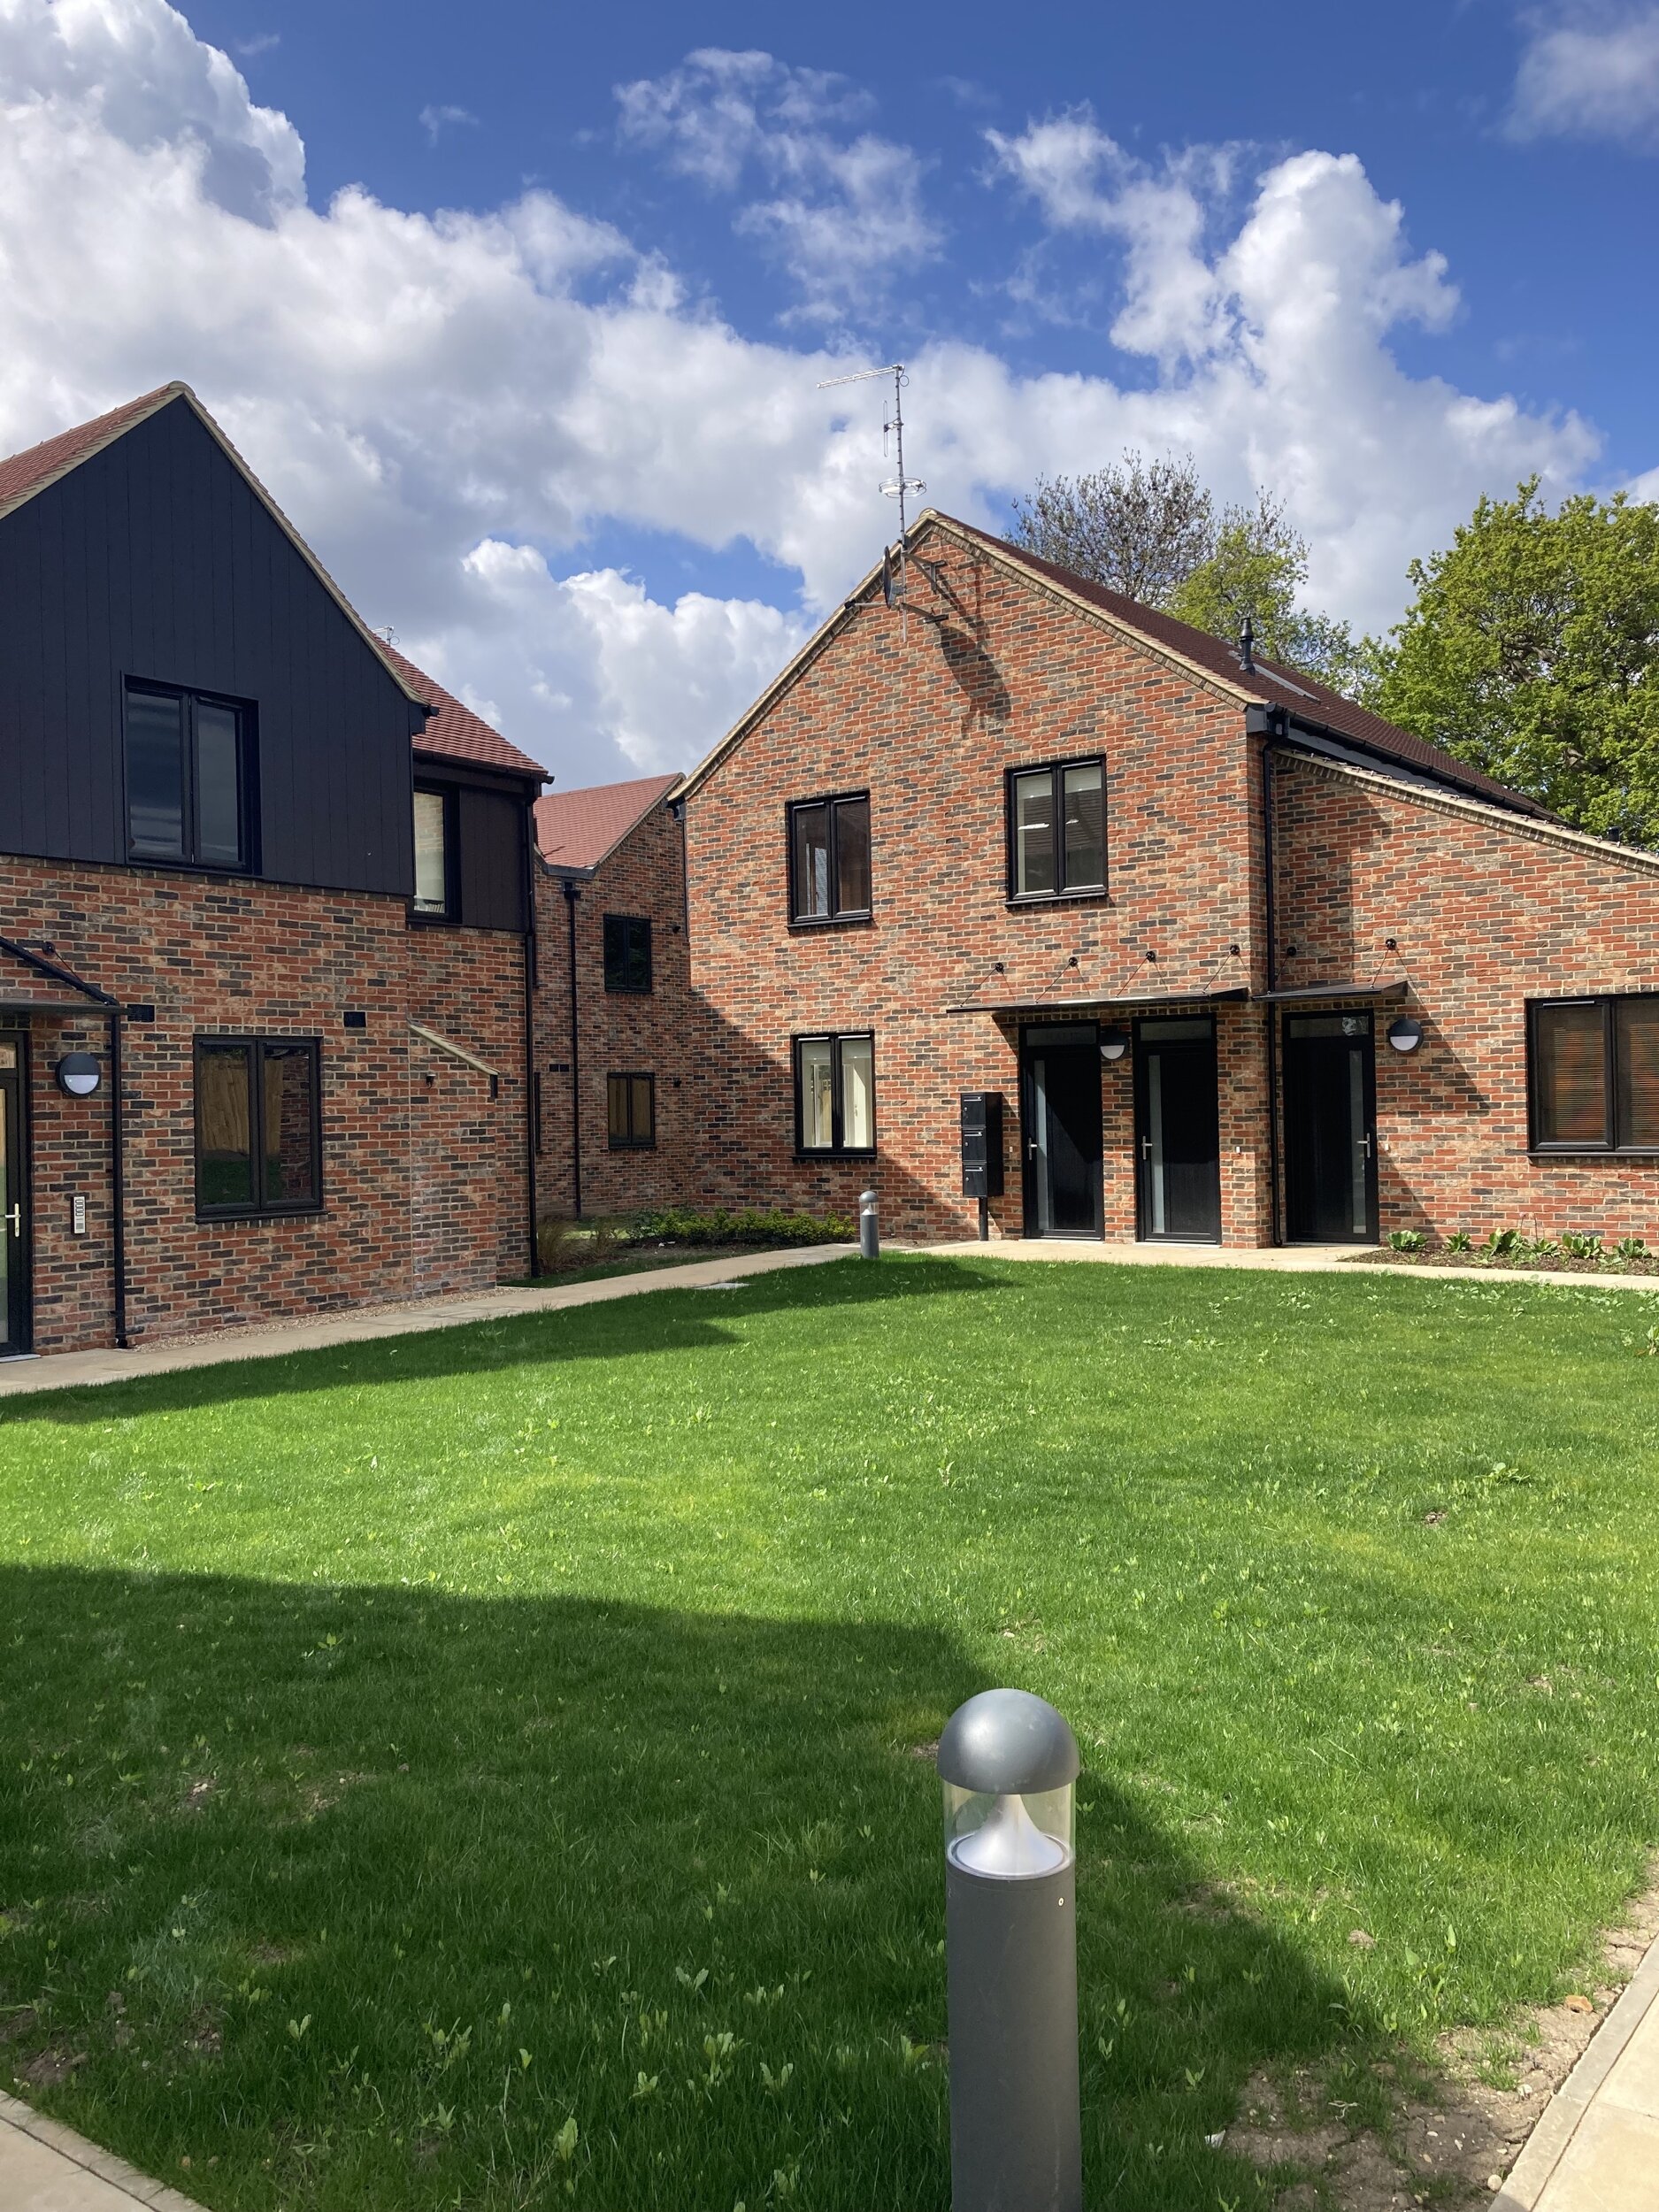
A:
[818,360,925,611]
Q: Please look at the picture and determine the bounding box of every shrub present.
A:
[1386,1229,1426,1253]
[1443,1230,1473,1255]
[631,1206,856,1248]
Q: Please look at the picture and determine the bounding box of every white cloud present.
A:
[617,47,941,320]
[0,0,1622,787]
[419,103,477,146]
[1509,4,1659,147]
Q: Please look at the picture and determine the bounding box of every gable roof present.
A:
[534,774,680,872]
[380,641,547,782]
[0,381,547,784]
[956,518,1553,821]
[679,507,1552,824]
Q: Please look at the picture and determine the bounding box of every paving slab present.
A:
[0,1245,851,1401]
[0,2092,203,2209]
[1494,1918,1659,2210]
[922,1236,1659,1290]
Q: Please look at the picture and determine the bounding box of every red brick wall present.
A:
[533,802,698,1220]
[1273,754,1659,1242]
[2,856,529,1352]
[681,524,1273,1240]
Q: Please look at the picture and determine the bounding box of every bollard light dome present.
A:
[938,1688,1079,1881]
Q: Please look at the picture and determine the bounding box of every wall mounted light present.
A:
[55,1052,103,1097]
[1387,1016,1424,1055]
[1099,1027,1129,1063]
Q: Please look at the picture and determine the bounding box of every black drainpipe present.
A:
[1248,707,1286,1247]
[521,797,541,1280]
[563,878,582,1220]
[108,1006,128,1344]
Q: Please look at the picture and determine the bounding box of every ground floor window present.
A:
[1530,995,1659,1153]
[607,1071,656,1149]
[795,1033,874,1155]
[195,1038,321,1217]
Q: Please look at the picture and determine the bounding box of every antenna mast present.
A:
[817,360,925,614]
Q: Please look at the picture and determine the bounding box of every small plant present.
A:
[1613,1235,1650,1265]
[1478,1228,1519,1263]
[1386,1229,1426,1254]
[1530,1238,1561,1263]
[1444,1230,1473,1255]
[1560,1231,1601,1263]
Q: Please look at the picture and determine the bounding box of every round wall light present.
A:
[1099,1026,1129,1063]
[55,1052,103,1097]
[1386,1016,1424,1055]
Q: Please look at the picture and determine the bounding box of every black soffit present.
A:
[1258,981,1409,1003]
[946,987,1251,1016]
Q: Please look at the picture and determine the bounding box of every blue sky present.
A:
[0,0,1654,783]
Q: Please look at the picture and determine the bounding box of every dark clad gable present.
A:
[0,394,424,897]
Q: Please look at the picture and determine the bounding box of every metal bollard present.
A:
[938,1689,1083,2212]
[859,1188,879,1259]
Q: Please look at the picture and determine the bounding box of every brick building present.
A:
[674,512,1659,1248]
[0,384,545,1357]
[532,774,695,1222]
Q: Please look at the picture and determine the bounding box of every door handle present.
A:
[1357,1133,1372,1159]
[1026,1141,1040,1157]
[1141,1136,1151,1158]
[4,1203,18,1235]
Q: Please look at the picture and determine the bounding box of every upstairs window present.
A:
[789,794,872,923]
[195,1037,321,1217]
[607,1071,656,1148]
[603,914,653,994]
[1008,757,1105,900]
[795,1033,875,1156]
[126,681,251,870]
[411,787,455,919]
[1531,995,1659,1153]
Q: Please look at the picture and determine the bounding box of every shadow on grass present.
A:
[0,1564,1370,2210]
[4,1257,1009,1428]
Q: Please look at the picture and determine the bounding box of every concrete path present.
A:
[1494,1929,1659,2209]
[0,2092,202,2209]
[0,1245,850,1401]
[926,1235,1659,1292]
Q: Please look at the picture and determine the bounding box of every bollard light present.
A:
[938,1688,1082,2212]
[859,1188,879,1260]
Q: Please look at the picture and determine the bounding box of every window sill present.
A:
[1526,1148,1659,1160]
[603,983,654,996]
[787,914,873,933]
[1005,888,1109,911]
[408,909,457,928]
[128,854,255,879]
[607,1141,657,1152]
[795,1149,877,1164]
[196,1203,325,1224]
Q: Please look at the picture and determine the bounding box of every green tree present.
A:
[1012,461,1358,687]
[1165,490,1361,692]
[1363,480,1659,845]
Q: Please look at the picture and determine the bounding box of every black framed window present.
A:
[195,1038,321,1217]
[603,914,653,993]
[607,1071,656,1148]
[126,681,253,870]
[1530,995,1659,1153]
[1007,757,1105,900]
[795,1033,875,1155]
[788,794,871,923]
[411,786,457,919]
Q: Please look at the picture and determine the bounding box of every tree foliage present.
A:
[1011,457,1358,687]
[1363,480,1659,845]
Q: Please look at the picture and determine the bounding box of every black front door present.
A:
[1134,1017,1222,1241]
[0,1035,28,1355]
[1020,1025,1102,1238]
[1283,1012,1379,1243]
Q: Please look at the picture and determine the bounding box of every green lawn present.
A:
[2,1256,1657,2211]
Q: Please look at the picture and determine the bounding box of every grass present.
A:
[2,1255,1657,2210]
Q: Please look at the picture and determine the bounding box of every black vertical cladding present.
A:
[0,393,419,897]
